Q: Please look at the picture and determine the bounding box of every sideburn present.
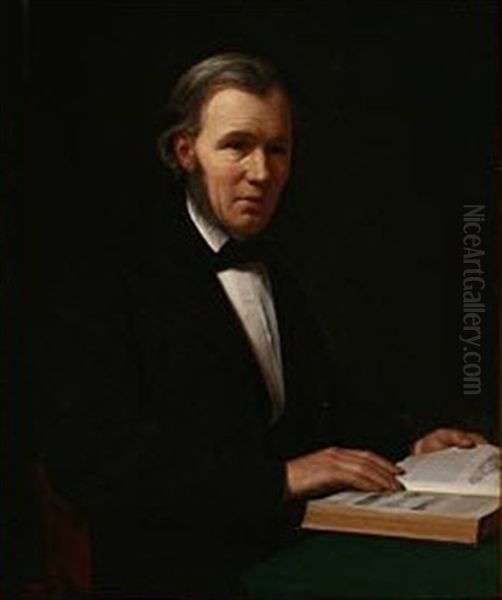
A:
[186,161,223,232]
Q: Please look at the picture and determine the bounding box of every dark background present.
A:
[3,0,499,587]
[24,0,498,433]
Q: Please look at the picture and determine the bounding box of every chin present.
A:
[230,216,269,237]
[222,200,278,237]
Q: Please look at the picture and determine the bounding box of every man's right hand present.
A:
[284,447,404,501]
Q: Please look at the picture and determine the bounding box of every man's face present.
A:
[175,86,293,237]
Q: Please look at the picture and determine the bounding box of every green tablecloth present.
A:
[242,530,499,599]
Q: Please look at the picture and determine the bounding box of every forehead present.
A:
[198,86,292,139]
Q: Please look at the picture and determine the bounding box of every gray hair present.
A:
[157,52,290,177]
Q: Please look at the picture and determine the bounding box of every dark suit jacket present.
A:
[25,198,337,597]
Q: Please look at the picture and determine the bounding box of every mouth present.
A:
[235,197,267,217]
[235,196,267,208]
[236,195,264,201]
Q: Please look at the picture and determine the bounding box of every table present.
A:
[242,530,499,599]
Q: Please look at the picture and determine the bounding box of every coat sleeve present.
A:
[24,263,286,529]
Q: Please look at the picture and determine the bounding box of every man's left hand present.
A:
[412,427,487,455]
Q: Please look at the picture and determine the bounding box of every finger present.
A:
[346,472,390,493]
[413,428,488,454]
[466,432,488,445]
[415,434,458,453]
[446,429,476,447]
[344,464,402,492]
[412,436,446,454]
[455,436,476,448]
[412,438,425,454]
[347,453,403,490]
[453,434,487,448]
[440,428,487,448]
[343,448,405,475]
[330,451,402,491]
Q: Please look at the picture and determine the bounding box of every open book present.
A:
[302,444,500,545]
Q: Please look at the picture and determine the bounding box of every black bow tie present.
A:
[212,237,270,271]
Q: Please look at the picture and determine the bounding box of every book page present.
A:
[323,490,499,518]
[397,444,500,497]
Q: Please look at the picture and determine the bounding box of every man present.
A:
[27,53,485,598]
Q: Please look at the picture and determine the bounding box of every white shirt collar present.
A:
[186,192,228,253]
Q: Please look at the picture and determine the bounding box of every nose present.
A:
[245,149,270,183]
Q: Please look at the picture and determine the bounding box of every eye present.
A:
[267,143,289,156]
[225,140,248,151]
[219,136,252,153]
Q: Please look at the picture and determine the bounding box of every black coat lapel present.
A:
[139,197,273,423]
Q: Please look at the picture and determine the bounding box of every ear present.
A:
[173,133,196,172]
